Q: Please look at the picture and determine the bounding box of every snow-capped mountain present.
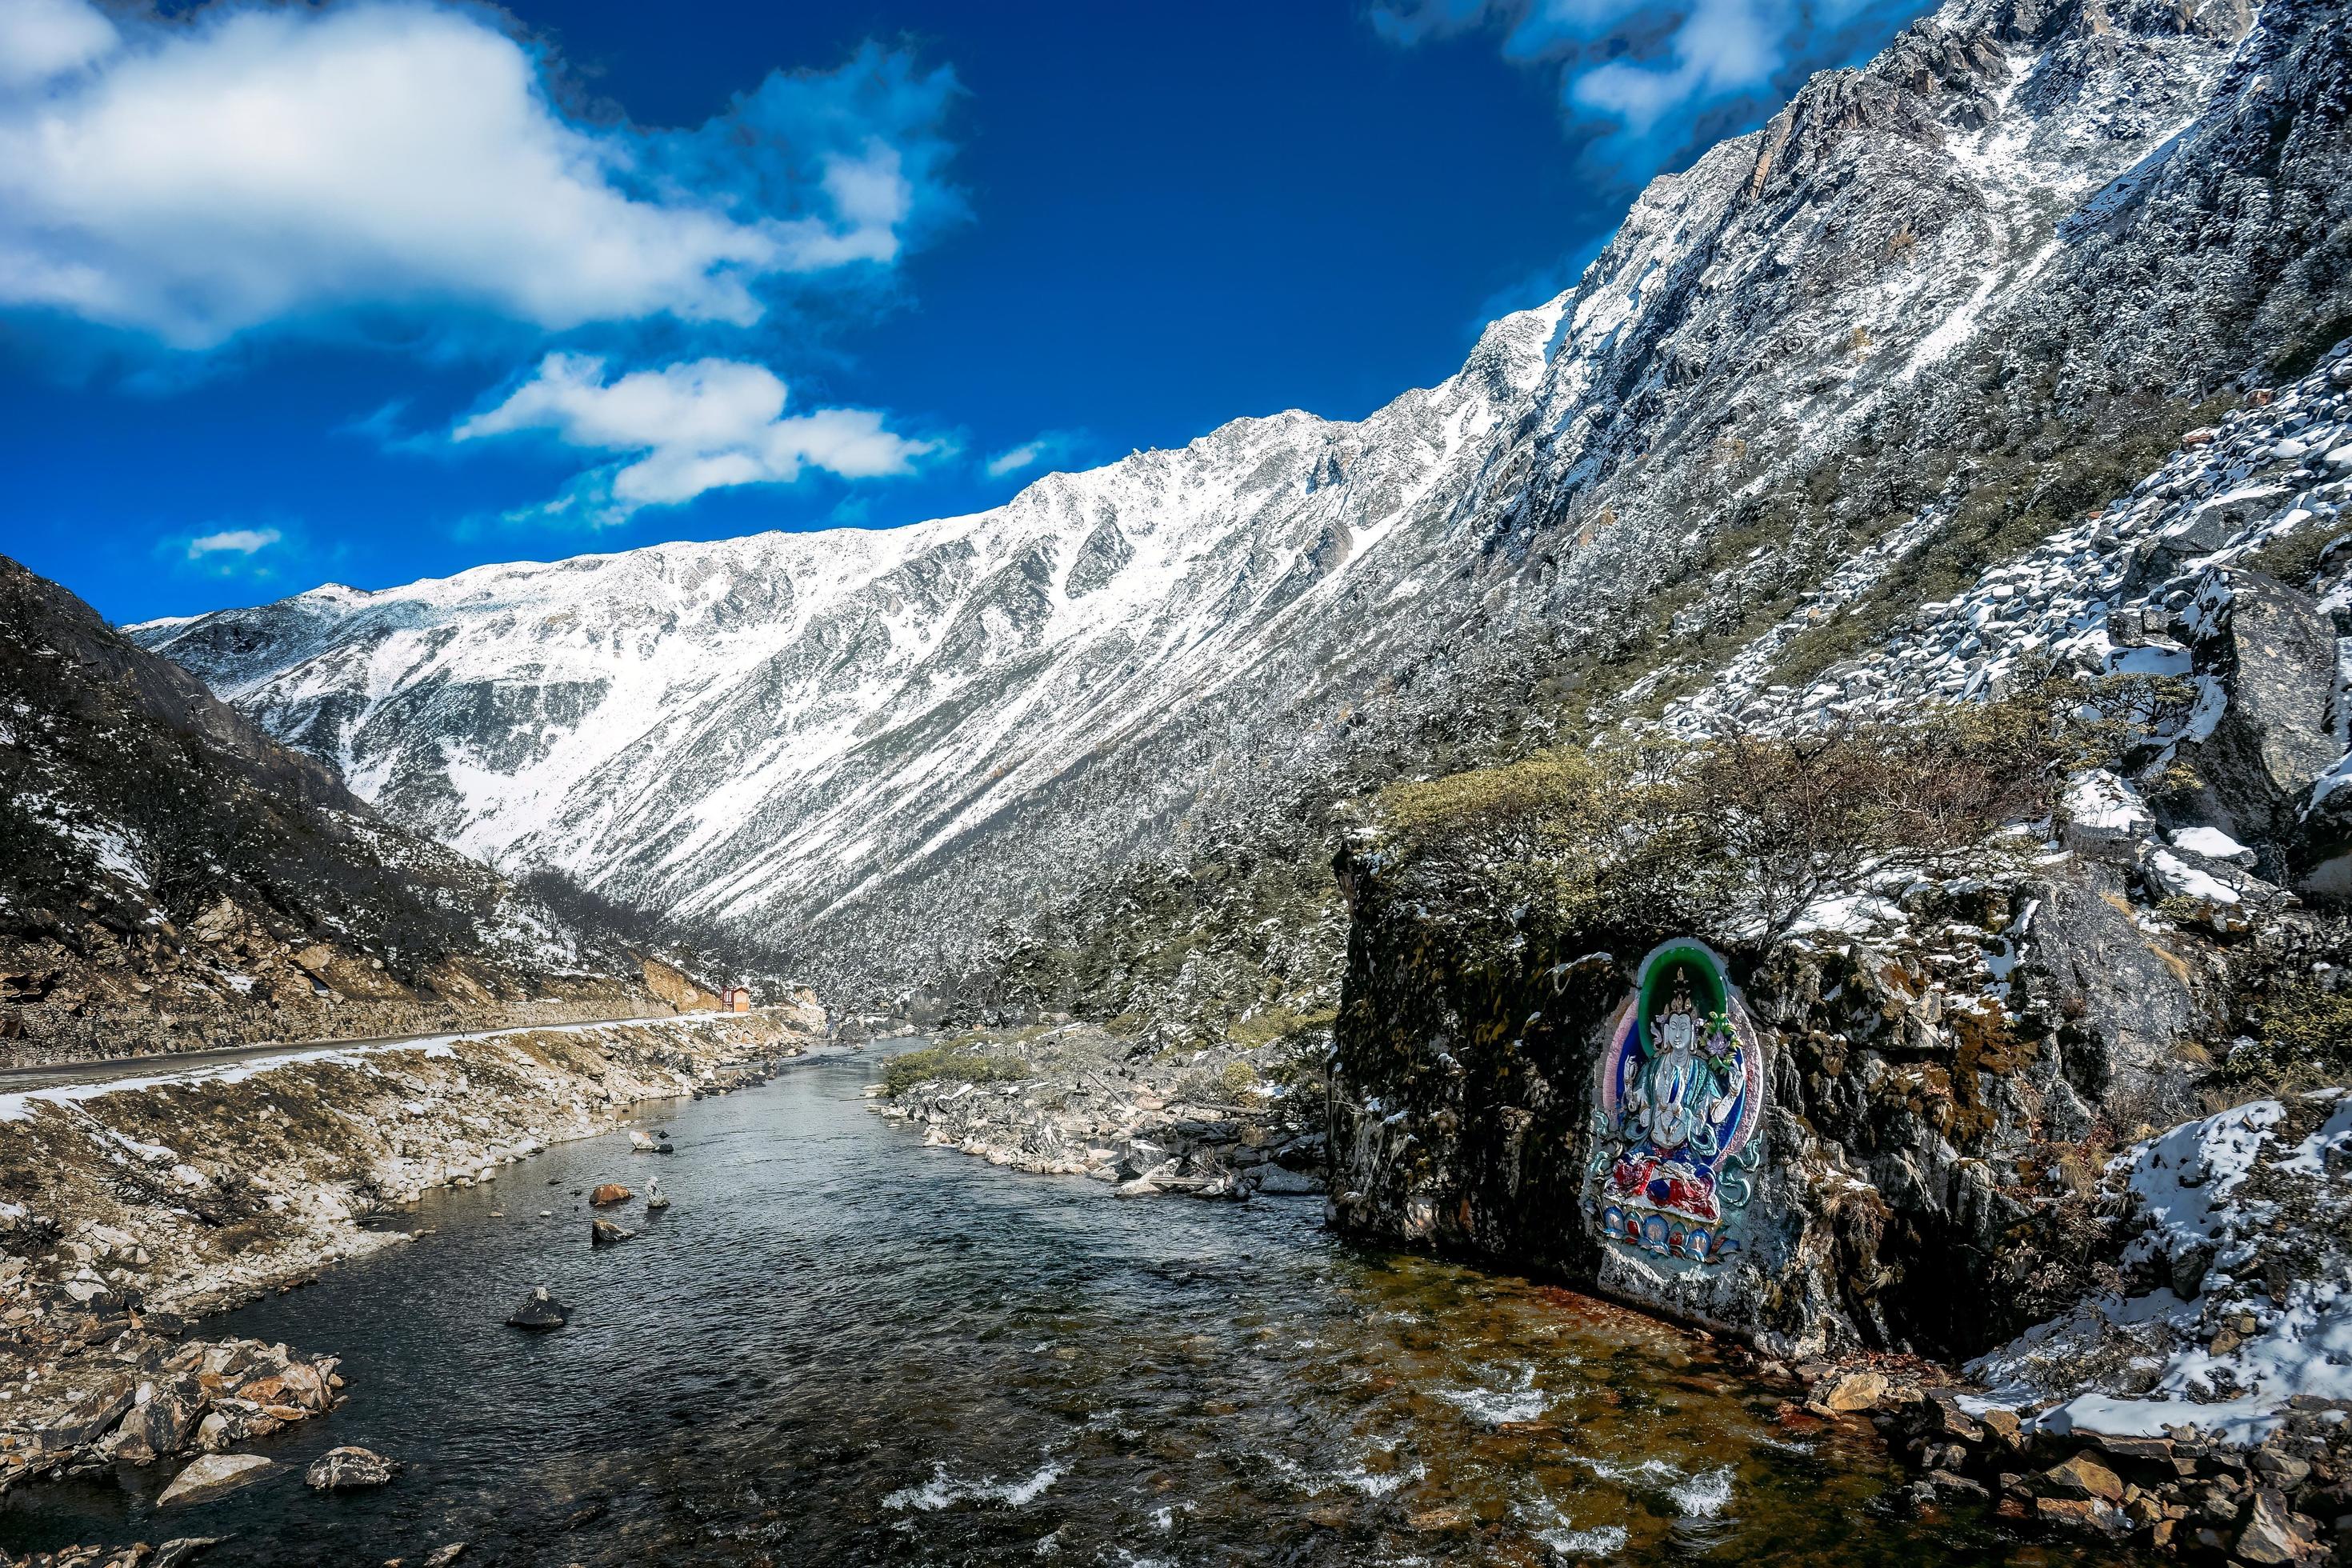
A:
[136,0,2352,998]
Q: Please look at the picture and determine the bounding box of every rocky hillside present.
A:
[0,556,713,1062]
[132,0,2350,1018]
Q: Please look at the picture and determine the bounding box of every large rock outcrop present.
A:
[1324,829,2335,1359]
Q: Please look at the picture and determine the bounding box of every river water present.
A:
[4,1046,2129,1566]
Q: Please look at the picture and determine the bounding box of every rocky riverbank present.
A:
[1710,1349,2352,1562]
[870,1023,1327,1198]
[0,1008,818,1510]
[1746,1088,2352,1562]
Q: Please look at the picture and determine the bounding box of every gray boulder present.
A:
[130,1374,209,1461]
[1249,1164,1323,1196]
[305,1444,398,1490]
[2013,866,2214,1116]
[505,1285,568,1330]
[2171,570,2342,865]
[156,1451,277,1507]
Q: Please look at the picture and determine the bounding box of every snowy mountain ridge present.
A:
[137,0,2352,999]
[141,297,1562,927]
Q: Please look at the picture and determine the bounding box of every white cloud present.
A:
[1371,0,1916,169]
[0,2,960,348]
[0,0,117,87]
[454,354,942,525]
[185,526,282,558]
[983,430,1085,479]
[1571,0,1783,136]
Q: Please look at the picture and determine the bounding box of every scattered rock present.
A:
[1817,1371,1888,1413]
[155,1451,277,1507]
[2044,1452,2126,1503]
[506,1286,569,1330]
[590,1218,634,1247]
[2236,1490,2318,1566]
[2086,1432,2171,1463]
[306,1446,399,1490]
[1249,1164,1322,1196]
[1925,1469,1989,1500]
[2034,1495,2126,1534]
[588,1183,631,1207]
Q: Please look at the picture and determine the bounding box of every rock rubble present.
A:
[1762,1353,2351,1562]
[872,1024,1327,1199]
[1670,340,2352,824]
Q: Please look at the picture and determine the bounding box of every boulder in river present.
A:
[1249,1164,1322,1196]
[590,1217,635,1246]
[156,1451,277,1507]
[305,1445,399,1490]
[506,1285,570,1330]
[588,1183,631,1206]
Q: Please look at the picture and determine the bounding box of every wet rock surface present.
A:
[151,1453,274,1509]
[303,1445,397,1491]
[0,1281,340,1496]
[2,1542,217,1568]
[503,1286,567,1331]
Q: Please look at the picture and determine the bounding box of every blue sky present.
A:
[0,0,1928,625]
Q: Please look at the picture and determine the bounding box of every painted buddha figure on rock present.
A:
[1592,943,1765,1266]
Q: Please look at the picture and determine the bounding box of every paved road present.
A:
[0,1013,680,1094]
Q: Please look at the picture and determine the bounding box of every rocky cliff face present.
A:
[0,555,697,1062]
[131,0,2351,1018]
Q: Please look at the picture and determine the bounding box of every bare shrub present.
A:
[1375,697,2059,946]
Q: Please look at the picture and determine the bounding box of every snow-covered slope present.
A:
[136,0,2352,998]
[1968,1090,2352,1443]
[134,310,1558,945]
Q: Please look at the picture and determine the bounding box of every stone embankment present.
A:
[0,1008,818,1512]
[871,1024,1327,1198]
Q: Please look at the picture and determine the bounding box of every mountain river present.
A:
[2,1044,2137,1566]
